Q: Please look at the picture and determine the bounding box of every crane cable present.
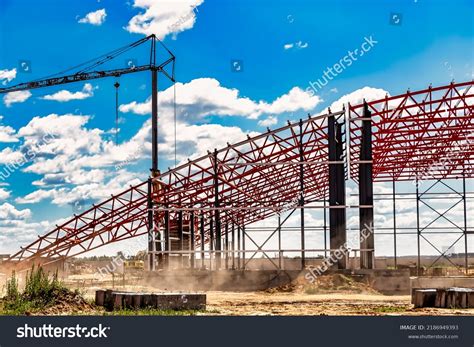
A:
[114,80,120,145]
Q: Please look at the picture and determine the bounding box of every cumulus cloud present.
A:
[0,119,18,142]
[119,78,322,120]
[0,68,17,85]
[41,83,96,102]
[125,0,204,39]
[3,90,31,107]
[258,115,278,127]
[0,188,10,201]
[0,202,31,220]
[78,9,107,26]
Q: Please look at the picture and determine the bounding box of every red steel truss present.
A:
[7,81,474,263]
[349,81,474,181]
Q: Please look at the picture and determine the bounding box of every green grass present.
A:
[102,308,208,316]
[372,306,408,313]
[0,265,77,315]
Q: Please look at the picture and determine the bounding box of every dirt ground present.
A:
[204,291,474,316]
[3,270,474,316]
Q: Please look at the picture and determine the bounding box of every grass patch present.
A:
[372,306,407,313]
[1,265,86,315]
[102,308,207,316]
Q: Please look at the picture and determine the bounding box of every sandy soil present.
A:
[203,291,474,316]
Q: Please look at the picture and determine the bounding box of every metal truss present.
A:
[349,81,474,181]
[7,81,474,268]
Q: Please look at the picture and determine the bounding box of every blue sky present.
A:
[0,0,472,256]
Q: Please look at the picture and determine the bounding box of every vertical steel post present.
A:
[151,68,158,174]
[328,113,347,269]
[463,174,468,274]
[225,222,229,270]
[299,119,306,269]
[323,198,327,258]
[242,225,246,270]
[237,225,241,269]
[164,208,170,269]
[278,215,282,269]
[200,213,205,269]
[392,180,397,269]
[178,210,183,267]
[359,102,374,269]
[213,149,221,270]
[190,211,195,269]
[209,217,214,270]
[416,178,421,276]
[232,223,235,270]
[147,178,155,271]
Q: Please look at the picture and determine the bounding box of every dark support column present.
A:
[164,208,170,269]
[190,211,195,269]
[213,149,221,270]
[237,225,241,269]
[392,180,397,269]
[209,217,214,270]
[178,210,183,266]
[242,225,246,270]
[231,223,235,269]
[323,198,327,258]
[328,113,347,269]
[151,69,158,174]
[278,215,282,269]
[359,102,374,269]
[299,119,306,269]
[200,214,205,269]
[463,174,468,275]
[147,178,155,271]
[225,222,229,269]
[416,179,421,276]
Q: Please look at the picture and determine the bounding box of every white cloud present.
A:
[284,41,308,50]
[120,78,322,120]
[3,90,31,107]
[0,125,18,142]
[0,68,17,85]
[78,9,107,26]
[0,188,10,201]
[258,115,278,127]
[296,41,308,49]
[41,83,95,102]
[125,0,204,39]
[0,202,31,220]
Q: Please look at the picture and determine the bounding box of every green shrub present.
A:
[1,265,67,315]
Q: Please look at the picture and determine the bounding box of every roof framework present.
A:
[7,81,474,263]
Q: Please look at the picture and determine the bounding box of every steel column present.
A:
[147,178,155,270]
[359,102,374,269]
[190,211,195,269]
[200,214,205,269]
[151,68,158,174]
[178,210,183,266]
[213,149,221,270]
[232,223,235,270]
[299,119,306,269]
[463,174,468,274]
[328,113,347,269]
[416,179,421,276]
[237,225,241,269]
[392,180,397,269]
[278,215,282,269]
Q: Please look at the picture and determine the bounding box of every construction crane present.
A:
[0,34,176,176]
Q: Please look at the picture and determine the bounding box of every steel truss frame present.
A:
[7,81,474,276]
